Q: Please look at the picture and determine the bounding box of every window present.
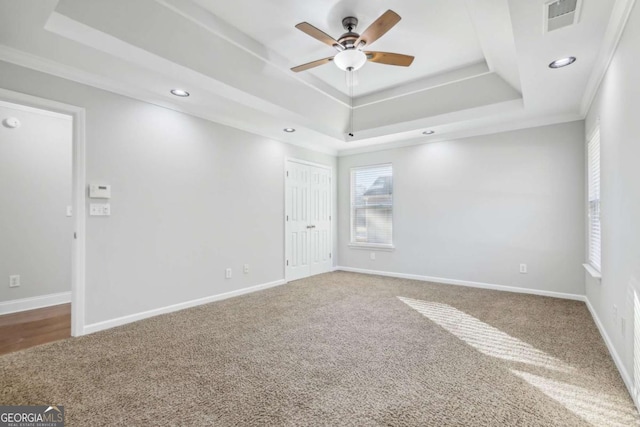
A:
[587,128,601,271]
[350,164,393,247]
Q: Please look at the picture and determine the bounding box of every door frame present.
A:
[284,157,333,282]
[0,88,87,337]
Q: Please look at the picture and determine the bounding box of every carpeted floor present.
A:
[1,272,638,426]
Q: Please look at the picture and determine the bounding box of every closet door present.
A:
[285,161,310,281]
[308,166,332,276]
[285,161,332,282]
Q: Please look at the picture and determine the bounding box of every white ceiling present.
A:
[0,0,626,155]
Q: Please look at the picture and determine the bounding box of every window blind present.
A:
[587,129,601,271]
[351,164,393,245]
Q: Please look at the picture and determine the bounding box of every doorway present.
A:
[0,99,74,352]
[0,88,86,338]
[285,159,333,282]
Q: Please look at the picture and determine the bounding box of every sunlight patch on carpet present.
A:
[511,369,639,427]
[398,296,640,426]
[397,296,573,372]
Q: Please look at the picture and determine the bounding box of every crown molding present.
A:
[155,0,351,107]
[0,44,339,156]
[338,112,583,157]
[580,0,637,116]
[354,62,490,108]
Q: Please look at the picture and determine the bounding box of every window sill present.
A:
[348,243,395,252]
[583,263,602,281]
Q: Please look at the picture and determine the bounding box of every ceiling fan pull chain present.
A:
[349,67,354,138]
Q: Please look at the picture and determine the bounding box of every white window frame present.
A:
[349,163,394,250]
[584,126,602,279]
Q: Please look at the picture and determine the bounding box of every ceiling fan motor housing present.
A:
[340,17,360,48]
[342,16,358,31]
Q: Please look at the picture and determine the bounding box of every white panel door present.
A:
[309,166,332,276]
[286,161,310,281]
[285,161,332,281]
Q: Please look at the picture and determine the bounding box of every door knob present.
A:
[306,225,316,229]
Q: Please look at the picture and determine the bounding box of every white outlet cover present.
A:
[370,252,376,260]
[9,275,20,287]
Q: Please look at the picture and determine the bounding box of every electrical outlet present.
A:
[9,275,20,288]
[621,317,627,335]
[225,268,232,279]
[243,264,249,274]
[519,264,527,274]
[613,305,618,322]
[370,252,376,260]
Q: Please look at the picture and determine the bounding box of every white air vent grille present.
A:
[545,0,582,33]
[549,0,578,19]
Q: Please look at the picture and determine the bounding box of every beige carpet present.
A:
[1,272,638,426]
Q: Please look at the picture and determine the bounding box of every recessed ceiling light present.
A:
[423,130,435,135]
[170,89,190,97]
[283,128,296,133]
[549,57,577,69]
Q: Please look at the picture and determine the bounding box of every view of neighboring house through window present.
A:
[350,164,393,247]
[587,127,601,271]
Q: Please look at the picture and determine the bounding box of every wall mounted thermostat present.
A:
[89,183,111,199]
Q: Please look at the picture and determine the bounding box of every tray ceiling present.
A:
[0,0,621,155]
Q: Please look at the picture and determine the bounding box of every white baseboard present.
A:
[584,297,636,404]
[0,292,72,315]
[83,279,286,335]
[336,266,586,301]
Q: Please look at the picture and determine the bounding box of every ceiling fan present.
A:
[290,10,414,76]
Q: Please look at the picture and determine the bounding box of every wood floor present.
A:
[0,304,71,356]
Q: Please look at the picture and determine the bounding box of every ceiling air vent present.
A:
[545,0,582,32]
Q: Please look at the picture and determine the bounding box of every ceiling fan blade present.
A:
[366,52,414,67]
[295,22,341,49]
[355,10,401,47]
[291,57,334,72]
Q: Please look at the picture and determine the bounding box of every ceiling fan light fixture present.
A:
[334,49,367,71]
[345,69,360,87]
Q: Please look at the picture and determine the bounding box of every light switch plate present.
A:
[89,203,111,216]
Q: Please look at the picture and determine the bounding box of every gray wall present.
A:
[0,60,337,326]
[338,122,586,296]
[0,103,72,301]
[584,1,640,383]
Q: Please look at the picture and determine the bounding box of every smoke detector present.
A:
[2,117,21,129]
[544,0,582,33]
